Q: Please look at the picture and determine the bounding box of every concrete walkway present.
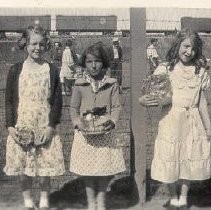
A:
[144,199,211,210]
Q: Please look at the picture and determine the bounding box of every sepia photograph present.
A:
[0,1,211,209]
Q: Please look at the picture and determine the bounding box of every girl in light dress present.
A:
[69,43,126,210]
[140,29,211,209]
[4,25,65,210]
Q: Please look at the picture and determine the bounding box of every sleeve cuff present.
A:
[73,117,81,128]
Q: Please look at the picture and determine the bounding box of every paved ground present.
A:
[0,176,137,210]
[2,197,211,210]
[1,178,211,210]
[144,199,211,210]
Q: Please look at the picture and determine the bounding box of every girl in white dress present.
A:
[4,25,65,210]
[140,29,211,208]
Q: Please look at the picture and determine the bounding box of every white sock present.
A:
[97,192,106,209]
[23,191,34,208]
[179,195,187,206]
[170,198,179,206]
[39,191,49,208]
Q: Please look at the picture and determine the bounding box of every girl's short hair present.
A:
[18,24,51,51]
[79,43,110,69]
[166,29,207,73]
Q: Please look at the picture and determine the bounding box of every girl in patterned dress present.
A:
[4,25,65,210]
[70,44,126,210]
[139,29,211,208]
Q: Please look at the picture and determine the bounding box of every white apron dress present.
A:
[151,64,211,183]
[4,61,65,177]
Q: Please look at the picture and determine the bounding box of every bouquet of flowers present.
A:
[16,126,35,147]
[141,73,172,101]
[81,106,110,136]
[16,126,49,149]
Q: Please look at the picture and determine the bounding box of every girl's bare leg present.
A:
[85,177,96,210]
[178,180,190,206]
[21,175,34,208]
[39,176,50,209]
[96,176,110,210]
[167,182,179,206]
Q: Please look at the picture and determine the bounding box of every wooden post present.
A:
[130,8,147,209]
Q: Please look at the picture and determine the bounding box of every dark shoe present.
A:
[24,208,35,210]
[39,207,50,210]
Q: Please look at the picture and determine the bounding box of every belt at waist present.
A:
[171,105,198,111]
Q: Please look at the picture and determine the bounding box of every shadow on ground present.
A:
[49,176,139,209]
[188,179,211,208]
[146,169,211,209]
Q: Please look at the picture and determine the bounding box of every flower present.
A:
[17,126,34,146]
[141,74,172,99]
[81,107,110,135]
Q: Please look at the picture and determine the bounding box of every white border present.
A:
[0,0,211,8]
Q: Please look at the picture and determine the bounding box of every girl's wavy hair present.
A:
[79,43,110,69]
[18,24,51,51]
[166,29,207,74]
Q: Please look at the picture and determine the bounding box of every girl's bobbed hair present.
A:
[18,24,51,51]
[79,43,110,69]
[166,28,207,74]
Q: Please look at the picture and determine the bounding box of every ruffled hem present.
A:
[153,134,210,162]
[151,158,210,183]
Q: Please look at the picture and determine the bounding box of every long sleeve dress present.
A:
[151,63,211,183]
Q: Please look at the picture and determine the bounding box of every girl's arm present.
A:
[199,91,211,132]
[199,69,211,136]
[119,46,123,61]
[110,82,121,125]
[5,66,15,128]
[5,65,20,142]
[139,95,159,106]
[70,85,82,128]
[159,91,172,106]
[49,66,63,128]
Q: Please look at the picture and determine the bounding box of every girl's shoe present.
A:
[24,203,36,210]
[163,200,179,210]
[39,208,50,210]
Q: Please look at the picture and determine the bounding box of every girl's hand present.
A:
[76,121,87,133]
[103,120,115,132]
[139,94,159,106]
[159,94,172,106]
[8,127,19,143]
[35,126,55,146]
[61,82,66,95]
